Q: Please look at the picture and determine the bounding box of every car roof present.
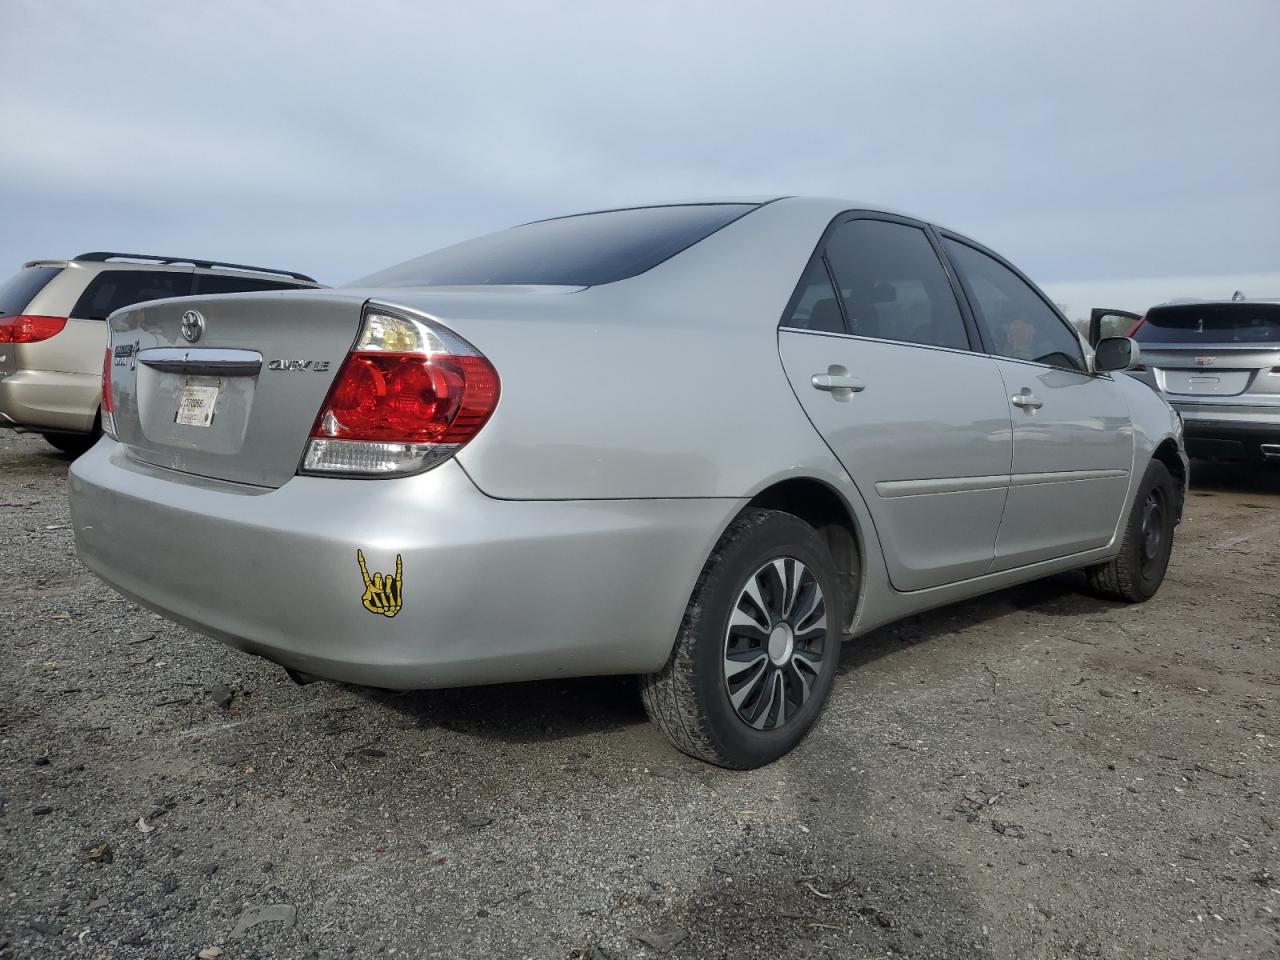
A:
[22,253,320,286]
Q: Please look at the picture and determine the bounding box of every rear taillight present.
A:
[101,347,116,438]
[1126,313,1147,338]
[301,305,500,477]
[0,315,67,343]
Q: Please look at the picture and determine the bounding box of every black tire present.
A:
[42,431,97,457]
[640,508,845,769]
[1085,459,1177,603]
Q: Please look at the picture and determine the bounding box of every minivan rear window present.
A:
[72,271,195,321]
[1136,302,1280,343]
[352,203,759,289]
[0,266,61,318]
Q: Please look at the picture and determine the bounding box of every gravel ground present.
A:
[2,429,1279,960]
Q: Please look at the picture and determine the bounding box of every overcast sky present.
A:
[3,0,1277,314]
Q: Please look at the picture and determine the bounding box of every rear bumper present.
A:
[69,441,739,689]
[1176,414,1280,462]
[0,368,100,434]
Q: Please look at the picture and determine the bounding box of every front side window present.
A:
[822,220,970,351]
[352,203,758,289]
[944,240,1085,372]
[72,271,194,321]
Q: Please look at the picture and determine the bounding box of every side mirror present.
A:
[1094,336,1141,372]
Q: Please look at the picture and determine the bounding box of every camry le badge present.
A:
[180,310,205,343]
[267,359,331,372]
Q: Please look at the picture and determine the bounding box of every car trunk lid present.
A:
[107,290,364,487]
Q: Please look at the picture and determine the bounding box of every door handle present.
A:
[811,366,865,401]
[1010,391,1043,410]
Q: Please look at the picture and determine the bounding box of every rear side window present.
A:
[353,204,758,288]
[192,274,302,295]
[0,266,61,317]
[822,220,970,350]
[781,258,846,334]
[72,271,194,321]
[1136,303,1280,343]
[944,240,1086,372]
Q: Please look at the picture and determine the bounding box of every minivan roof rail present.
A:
[73,252,316,283]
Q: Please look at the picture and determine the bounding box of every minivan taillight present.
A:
[0,315,66,343]
[301,306,500,476]
[101,347,116,438]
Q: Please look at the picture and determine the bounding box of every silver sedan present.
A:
[69,198,1187,768]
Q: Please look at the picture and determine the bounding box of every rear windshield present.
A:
[352,203,759,288]
[1137,302,1280,344]
[0,266,61,317]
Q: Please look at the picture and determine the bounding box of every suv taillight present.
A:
[101,347,116,438]
[0,315,67,343]
[301,305,500,476]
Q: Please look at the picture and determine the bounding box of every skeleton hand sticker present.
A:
[357,550,403,618]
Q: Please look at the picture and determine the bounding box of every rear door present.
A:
[941,237,1134,569]
[778,214,1014,591]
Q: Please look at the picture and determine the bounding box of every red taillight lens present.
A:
[101,347,113,413]
[1126,313,1147,338]
[0,315,67,343]
[101,347,117,438]
[312,352,499,444]
[301,306,500,477]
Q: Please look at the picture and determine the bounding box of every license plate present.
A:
[175,377,220,427]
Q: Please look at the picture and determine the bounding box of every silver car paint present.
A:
[70,197,1186,690]
[69,444,739,688]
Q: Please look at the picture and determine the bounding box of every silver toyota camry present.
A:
[69,198,1188,768]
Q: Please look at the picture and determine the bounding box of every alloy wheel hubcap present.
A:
[722,558,828,730]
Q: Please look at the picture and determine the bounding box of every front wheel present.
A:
[1085,459,1177,603]
[641,508,845,769]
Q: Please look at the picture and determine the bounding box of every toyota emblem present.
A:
[180,310,205,343]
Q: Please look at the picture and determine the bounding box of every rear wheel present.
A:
[641,508,845,769]
[42,431,97,457]
[1085,459,1176,603]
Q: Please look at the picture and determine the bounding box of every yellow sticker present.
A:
[356,549,403,618]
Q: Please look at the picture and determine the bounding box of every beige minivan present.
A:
[0,253,320,455]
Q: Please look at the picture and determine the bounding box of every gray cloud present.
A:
[2,0,1277,289]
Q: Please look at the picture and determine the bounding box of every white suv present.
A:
[0,252,320,455]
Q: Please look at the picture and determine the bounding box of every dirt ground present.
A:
[1,429,1278,960]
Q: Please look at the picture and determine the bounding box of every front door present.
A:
[942,238,1134,569]
[778,216,1014,592]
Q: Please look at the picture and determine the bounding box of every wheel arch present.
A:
[1150,436,1187,520]
[743,476,864,630]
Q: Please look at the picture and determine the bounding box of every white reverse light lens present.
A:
[302,438,460,476]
